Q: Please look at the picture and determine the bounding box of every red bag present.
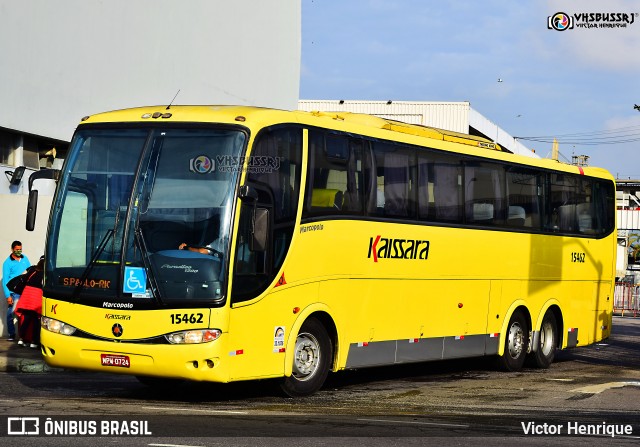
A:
[14,284,42,315]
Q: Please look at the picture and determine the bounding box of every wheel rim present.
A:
[292,332,321,381]
[507,321,525,359]
[539,321,554,356]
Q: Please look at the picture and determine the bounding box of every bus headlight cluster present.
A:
[164,329,221,344]
[41,317,77,336]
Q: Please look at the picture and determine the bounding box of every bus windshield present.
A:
[45,126,246,307]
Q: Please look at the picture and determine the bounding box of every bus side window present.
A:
[592,180,615,236]
[464,162,505,225]
[431,154,463,223]
[506,168,542,229]
[573,179,595,234]
[303,131,364,217]
[232,127,302,303]
[370,142,415,218]
[547,173,578,233]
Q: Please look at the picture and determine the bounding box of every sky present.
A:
[300,0,640,179]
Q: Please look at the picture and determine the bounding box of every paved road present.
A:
[0,316,639,446]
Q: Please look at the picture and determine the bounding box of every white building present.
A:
[298,100,538,158]
[0,0,301,333]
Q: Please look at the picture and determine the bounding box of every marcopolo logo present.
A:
[367,235,430,263]
[548,11,638,30]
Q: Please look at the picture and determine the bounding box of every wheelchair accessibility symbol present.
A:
[123,267,147,294]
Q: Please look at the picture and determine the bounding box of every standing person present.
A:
[14,256,44,348]
[2,241,30,341]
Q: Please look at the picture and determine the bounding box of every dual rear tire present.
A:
[528,311,557,369]
[498,309,558,371]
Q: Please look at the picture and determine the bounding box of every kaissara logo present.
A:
[548,12,573,31]
[367,235,430,263]
[105,314,131,321]
[189,155,214,174]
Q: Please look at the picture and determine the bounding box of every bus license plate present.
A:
[101,354,130,368]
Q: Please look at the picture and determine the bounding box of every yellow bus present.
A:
[28,105,616,396]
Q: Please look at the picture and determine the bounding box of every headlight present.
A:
[41,317,77,336]
[164,329,221,344]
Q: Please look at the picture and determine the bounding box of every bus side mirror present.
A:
[251,208,269,252]
[26,190,38,231]
[25,168,60,231]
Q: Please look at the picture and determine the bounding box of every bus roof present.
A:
[78,105,613,181]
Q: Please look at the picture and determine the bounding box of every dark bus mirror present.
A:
[9,166,26,185]
[251,208,269,252]
[26,189,38,231]
[25,168,59,231]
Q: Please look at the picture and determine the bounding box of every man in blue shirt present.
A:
[2,241,30,341]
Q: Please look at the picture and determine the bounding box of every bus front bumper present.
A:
[40,330,229,382]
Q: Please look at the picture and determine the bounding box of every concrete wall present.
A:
[0,0,301,141]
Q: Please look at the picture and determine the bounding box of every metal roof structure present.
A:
[298,100,538,159]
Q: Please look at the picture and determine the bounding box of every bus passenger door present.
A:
[227,127,303,380]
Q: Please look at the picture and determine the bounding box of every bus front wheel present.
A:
[498,310,529,372]
[527,311,557,369]
[280,318,332,397]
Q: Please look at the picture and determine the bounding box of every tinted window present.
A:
[371,141,415,218]
[232,127,302,302]
[303,130,366,217]
[465,161,505,225]
[300,129,613,239]
[505,167,543,229]
[431,153,463,223]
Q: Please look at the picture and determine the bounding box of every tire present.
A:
[527,311,557,369]
[280,318,332,397]
[497,310,529,372]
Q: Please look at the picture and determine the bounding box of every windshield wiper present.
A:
[71,205,123,301]
[71,228,114,301]
[134,227,163,304]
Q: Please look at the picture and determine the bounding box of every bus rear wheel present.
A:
[527,311,557,369]
[280,318,332,397]
[498,310,529,372]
